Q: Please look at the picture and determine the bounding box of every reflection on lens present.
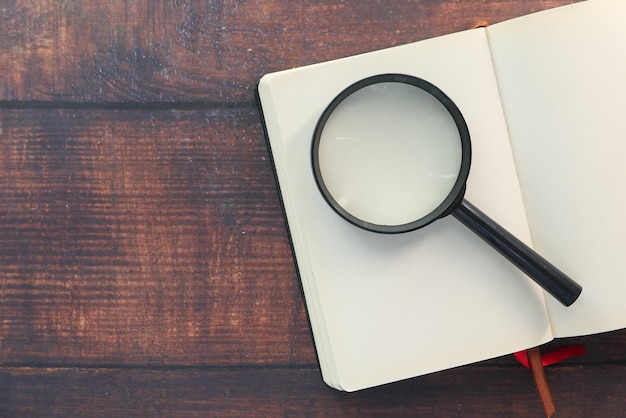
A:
[317,81,463,227]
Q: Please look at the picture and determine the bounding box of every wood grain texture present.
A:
[0,0,581,104]
[1,0,624,416]
[0,365,624,417]
[0,109,313,366]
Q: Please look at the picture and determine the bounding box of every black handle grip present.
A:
[452,199,582,306]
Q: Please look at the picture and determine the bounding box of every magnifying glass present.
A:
[311,73,582,307]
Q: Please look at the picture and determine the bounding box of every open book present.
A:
[257,0,626,391]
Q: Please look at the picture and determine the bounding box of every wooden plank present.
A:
[0,365,624,417]
[0,0,582,104]
[1,108,626,369]
[0,108,314,366]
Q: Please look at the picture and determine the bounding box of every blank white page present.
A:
[488,0,626,337]
[259,28,552,391]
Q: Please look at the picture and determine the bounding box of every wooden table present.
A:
[1,1,624,416]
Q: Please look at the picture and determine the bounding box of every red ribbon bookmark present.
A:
[514,344,587,368]
[515,345,586,417]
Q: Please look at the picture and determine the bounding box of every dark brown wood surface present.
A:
[0,1,623,416]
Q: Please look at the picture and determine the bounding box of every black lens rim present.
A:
[311,73,472,234]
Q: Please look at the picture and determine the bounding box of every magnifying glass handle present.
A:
[452,199,582,307]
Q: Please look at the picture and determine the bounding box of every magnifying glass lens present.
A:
[317,81,463,227]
